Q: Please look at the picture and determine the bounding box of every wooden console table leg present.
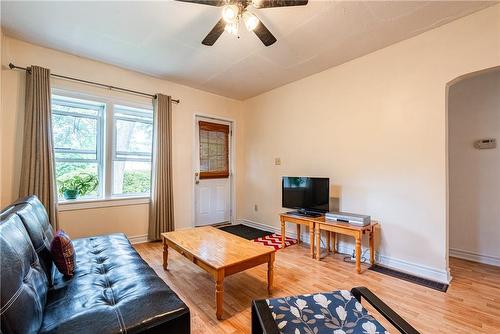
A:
[369,228,375,265]
[355,234,362,274]
[315,226,321,261]
[280,219,286,248]
[163,239,169,270]
[215,269,225,320]
[267,252,275,295]
[332,232,336,254]
[296,224,301,243]
[326,232,331,254]
[309,223,315,258]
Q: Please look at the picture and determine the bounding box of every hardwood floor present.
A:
[134,242,500,333]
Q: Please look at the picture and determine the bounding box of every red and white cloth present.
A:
[253,233,298,250]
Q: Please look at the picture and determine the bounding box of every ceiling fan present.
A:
[177,0,308,46]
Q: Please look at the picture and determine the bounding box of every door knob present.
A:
[195,172,200,184]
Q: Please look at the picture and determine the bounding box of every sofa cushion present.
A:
[40,233,190,334]
[265,290,387,334]
[0,213,49,334]
[11,195,55,284]
[51,230,76,277]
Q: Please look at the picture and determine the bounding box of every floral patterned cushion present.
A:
[266,290,388,334]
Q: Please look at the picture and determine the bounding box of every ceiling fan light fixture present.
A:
[222,4,239,23]
[224,22,239,36]
[242,11,259,31]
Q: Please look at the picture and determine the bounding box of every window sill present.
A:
[58,197,150,212]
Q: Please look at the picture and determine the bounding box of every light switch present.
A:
[275,157,281,165]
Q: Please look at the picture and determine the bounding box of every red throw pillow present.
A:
[50,230,76,277]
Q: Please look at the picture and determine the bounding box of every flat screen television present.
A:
[282,177,330,216]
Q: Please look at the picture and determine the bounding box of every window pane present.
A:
[112,105,153,197]
[209,131,219,144]
[55,162,100,199]
[200,159,209,171]
[115,153,151,161]
[113,161,151,195]
[115,119,153,154]
[114,105,152,121]
[55,151,97,160]
[200,142,208,159]
[200,130,208,143]
[51,94,104,202]
[52,114,97,152]
[199,122,229,178]
[52,95,103,116]
[199,127,228,175]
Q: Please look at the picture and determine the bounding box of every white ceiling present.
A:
[1,1,496,100]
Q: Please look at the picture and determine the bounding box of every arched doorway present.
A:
[446,66,500,270]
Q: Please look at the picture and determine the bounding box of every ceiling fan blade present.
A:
[253,20,277,46]
[175,0,225,6]
[252,0,308,9]
[202,18,226,46]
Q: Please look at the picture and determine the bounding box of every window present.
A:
[112,105,153,196]
[199,121,229,179]
[52,95,104,199]
[51,93,153,202]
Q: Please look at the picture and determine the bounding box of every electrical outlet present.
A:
[274,157,281,165]
[254,204,258,212]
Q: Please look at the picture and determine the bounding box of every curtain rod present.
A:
[8,63,180,104]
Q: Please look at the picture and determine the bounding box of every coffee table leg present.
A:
[216,269,224,320]
[163,240,169,270]
[267,252,275,295]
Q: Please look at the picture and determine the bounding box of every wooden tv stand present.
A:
[280,213,321,258]
[279,212,378,273]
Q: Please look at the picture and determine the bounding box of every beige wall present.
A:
[238,5,500,282]
[1,36,244,240]
[1,4,499,281]
[448,68,500,266]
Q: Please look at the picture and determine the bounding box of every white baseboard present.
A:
[129,234,148,244]
[450,248,500,267]
[238,219,451,284]
[376,253,451,284]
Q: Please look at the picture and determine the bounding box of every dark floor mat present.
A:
[219,224,274,240]
[369,264,448,292]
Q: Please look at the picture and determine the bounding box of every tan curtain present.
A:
[148,94,174,240]
[19,65,59,229]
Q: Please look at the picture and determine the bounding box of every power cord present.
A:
[342,249,369,264]
[318,236,369,264]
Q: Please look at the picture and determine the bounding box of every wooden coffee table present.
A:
[161,226,275,320]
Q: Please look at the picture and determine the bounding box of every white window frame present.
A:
[52,95,105,200]
[110,104,154,198]
[52,89,153,210]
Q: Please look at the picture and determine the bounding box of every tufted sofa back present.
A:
[12,196,56,285]
[0,212,49,334]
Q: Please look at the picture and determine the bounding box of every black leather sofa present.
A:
[0,196,190,334]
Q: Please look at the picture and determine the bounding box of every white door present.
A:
[195,117,232,226]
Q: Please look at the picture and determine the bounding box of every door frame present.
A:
[192,113,236,227]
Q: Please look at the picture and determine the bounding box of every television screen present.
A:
[282,177,330,213]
